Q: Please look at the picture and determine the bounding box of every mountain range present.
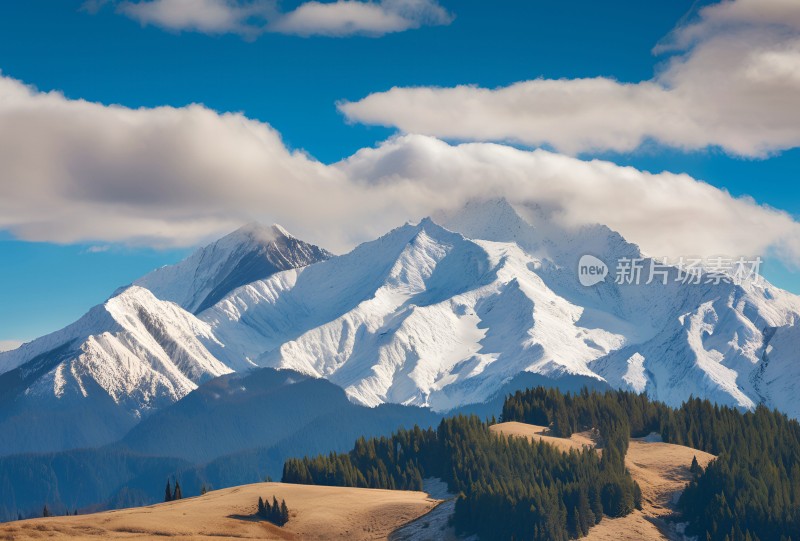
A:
[1,198,799,459]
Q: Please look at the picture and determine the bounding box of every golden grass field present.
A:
[489,421,598,451]
[583,438,715,541]
[0,482,440,541]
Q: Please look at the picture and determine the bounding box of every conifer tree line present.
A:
[284,414,640,540]
[284,386,800,541]
[674,401,800,541]
[257,495,289,526]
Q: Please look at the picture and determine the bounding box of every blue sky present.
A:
[1,0,799,344]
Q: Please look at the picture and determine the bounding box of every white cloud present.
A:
[106,0,451,37]
[338,136,800,265]
[118,0,275,35]
[0,74,354,249]
[84,245,112,253]
[2,72,800,269]
[0,340,23,353]
[270,0,453,37]
[339,0,800,157]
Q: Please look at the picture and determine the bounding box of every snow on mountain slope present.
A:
[754,324,800,419]
[0,286,233,454]
[438,199,800,414]
[135,223,331,313]
[0,222,327,379]
[204,218,624,411]
[0,223,331,455]
[2,286,231,412]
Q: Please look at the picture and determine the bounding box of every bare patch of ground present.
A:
[584,438,715,541]
[489,421,597,452]
[389,479,474,541]
[0,483,439,541]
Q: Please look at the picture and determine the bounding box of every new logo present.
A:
[578,255,608,287]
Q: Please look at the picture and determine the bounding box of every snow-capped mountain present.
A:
[204,217,627,411]
[135,222,332,313]
[436,199,800,412]
[2,201,800,456]
[203,200,800,415]
[0,286,233,455]
[0,224,331,454]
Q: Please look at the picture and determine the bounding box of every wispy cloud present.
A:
[117,0,275,36]
[270,0,453,37]
[0,340,23,353]
[92,0,452,38]
[2,72,800,268]
[83,245,112,254]
[340,0,800,157]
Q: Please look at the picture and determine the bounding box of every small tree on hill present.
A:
[690,455,702,477]
[164,480,173,502]
[280,499,289,525]
[42,505,51,518]
[173,480,183,501]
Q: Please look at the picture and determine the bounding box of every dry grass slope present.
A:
[0,482,439,541]
[584,438,714,541]
[490,421,597,451]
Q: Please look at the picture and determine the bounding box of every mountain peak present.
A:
[435,198,528,242]
[135,223,331,313]
[226,222,293,247]
[415,216,454,237]
[270,223,293,239]
[436,198,642,270]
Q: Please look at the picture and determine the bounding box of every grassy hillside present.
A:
[0,482,438,540]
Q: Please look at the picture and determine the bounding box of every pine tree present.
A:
[201,484,208,496]
[257,496,265,518]
[588,484,603,524]
[42,505,51,518]
[690,455,702,476]
[173,480,183,501]
[577,489,593,534]
[280,499,289,525]
[164,480,173,502]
